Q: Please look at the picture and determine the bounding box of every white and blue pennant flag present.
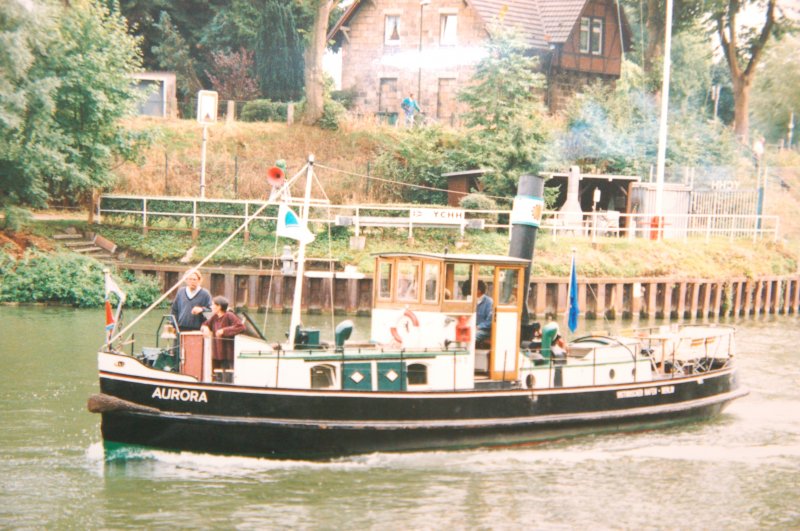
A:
[277,204,315,244]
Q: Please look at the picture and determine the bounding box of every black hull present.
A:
[94,366,746,459]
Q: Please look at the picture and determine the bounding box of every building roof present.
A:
[329,0,602,50]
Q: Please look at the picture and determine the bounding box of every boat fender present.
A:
[390,309,420,344]
[86,393,160,415]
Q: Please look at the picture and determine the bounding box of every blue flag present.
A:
[568,255,579,333]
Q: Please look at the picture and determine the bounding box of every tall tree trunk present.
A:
[303,0,331,125]
[643,0,664,79]
[715,0,777,145]
[731,75,752,142]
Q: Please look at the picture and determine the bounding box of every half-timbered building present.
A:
[329,0,631,121]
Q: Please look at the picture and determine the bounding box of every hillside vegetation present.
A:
[80,118,796,279]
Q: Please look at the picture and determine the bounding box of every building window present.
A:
[579,16,603,55]
[385,15,401,45]
[440,14,457,45]
[407,363,428,385]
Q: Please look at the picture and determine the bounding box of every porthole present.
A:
[609,368,616,380]
[526,374,536,388]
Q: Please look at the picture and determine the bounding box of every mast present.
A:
[288,154,315,347]
[654,0,674,238]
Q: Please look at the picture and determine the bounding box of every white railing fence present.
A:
[96,194,780,241]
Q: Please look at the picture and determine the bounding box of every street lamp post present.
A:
[418,0,430,104]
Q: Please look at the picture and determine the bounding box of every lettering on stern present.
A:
[616,385,675,399]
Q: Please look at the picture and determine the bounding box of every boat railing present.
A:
[619,324,736,377]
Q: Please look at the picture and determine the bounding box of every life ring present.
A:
[390,309,420,344]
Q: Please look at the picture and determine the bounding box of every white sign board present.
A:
[410,208,465,224]
[197,90,218,124]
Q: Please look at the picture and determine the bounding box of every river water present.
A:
[1,306,798,529]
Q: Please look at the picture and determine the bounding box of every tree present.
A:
[152,11,202,98]
[302,0,334,124]
[712,0,794,143]
[751,34,800,143]
[623,0,705,89]
[0,0,146,210]
[200,0,261,54]
[457,26,549,196]
[205,48,260,101]
[255,0,304,102]
[544,64,739,180]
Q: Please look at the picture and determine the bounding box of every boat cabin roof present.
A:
[373,252,530,267]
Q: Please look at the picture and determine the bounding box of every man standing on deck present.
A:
[171,269,212,333]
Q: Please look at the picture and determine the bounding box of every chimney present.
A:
[508,174,544,327]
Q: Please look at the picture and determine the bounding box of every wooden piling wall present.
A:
[122,263,800,318]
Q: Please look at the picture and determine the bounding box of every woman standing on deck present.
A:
[201,296,245,382]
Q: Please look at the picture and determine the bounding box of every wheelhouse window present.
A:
[444,263,472,301]
[579,16,604,55]
[385,15,401,45]
[396,261,420,301]
[439,14,457,45]
[378,261,393,300]
[423,263,439,303]
[407,363,428,385]
[310,365,336,389]
[497,268,520,306]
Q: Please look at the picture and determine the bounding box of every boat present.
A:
[88,161,747,459]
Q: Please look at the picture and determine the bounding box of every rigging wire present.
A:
[261,227,281,338]
[314,163,514,204]
[108,164,310,346]
[312,169,339,338]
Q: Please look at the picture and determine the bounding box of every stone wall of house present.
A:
[546,68,617,113]
[340,0,487,124]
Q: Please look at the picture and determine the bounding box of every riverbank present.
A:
[1,218,798,311]
[15,219,800,278]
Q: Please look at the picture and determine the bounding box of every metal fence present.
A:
[96,194,780,241]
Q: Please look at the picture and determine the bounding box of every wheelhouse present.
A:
[371,252,530,381]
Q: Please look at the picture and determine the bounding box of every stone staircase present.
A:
[52,228,118,264]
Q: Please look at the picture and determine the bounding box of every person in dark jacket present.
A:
[475,280,494,346]
[170,269,212,332]
[201,296,245,381]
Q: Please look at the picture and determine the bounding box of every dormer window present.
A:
[579,16,603,55]
[385,15,401,45]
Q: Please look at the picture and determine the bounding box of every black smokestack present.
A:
[508,174,545,327]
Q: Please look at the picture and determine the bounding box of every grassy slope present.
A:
[17,118,800,280]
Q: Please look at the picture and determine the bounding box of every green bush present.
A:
[1,206,32,233]
[459,193,498,224]
[330,88,357,110]
[240,99,289,122]
[0,251,162,308]
[317,99,347,131]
